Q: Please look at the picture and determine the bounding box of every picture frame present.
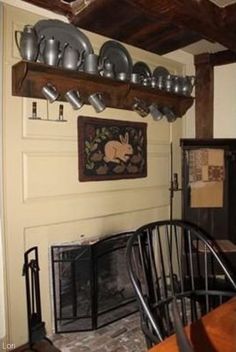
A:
[78,116,147,181]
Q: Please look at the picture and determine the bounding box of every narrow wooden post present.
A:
[194,54,214,138]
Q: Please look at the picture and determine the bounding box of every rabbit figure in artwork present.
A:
[104,132,133,163]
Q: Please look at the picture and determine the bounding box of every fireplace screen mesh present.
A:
[51,232,138,333]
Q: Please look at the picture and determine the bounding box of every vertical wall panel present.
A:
[0,1,6,342]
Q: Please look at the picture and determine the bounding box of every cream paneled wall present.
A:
[214,63,236,138]
[2,4,186,347]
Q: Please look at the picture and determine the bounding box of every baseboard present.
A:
[12,339,60,352]
[0,338,23,352]
[12,343,29,352]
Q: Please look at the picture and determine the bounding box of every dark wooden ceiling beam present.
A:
[135,27,201,55]
[70,0,199,54]
[23,0,73,18]
[71,0,148,40]
[129,0,236,53]
[222,3,236,27]
[195,50,236,67]
[22,0,236,55]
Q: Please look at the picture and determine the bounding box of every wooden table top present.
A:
[148,297,236,352]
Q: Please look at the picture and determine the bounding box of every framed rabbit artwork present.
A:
[78,116,147,181]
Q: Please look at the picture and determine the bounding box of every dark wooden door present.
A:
[181,138,236,244]
[181,138,236,273]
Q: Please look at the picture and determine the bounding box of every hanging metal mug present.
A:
[88,93,106,113]
[65,90,84,110]
[41,83,59,103]
[132,98,149,117]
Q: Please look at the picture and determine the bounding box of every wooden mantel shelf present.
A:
[12,61,194,117]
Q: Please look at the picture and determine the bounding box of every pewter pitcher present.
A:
[42,37,61,66]
[15,25,41,61]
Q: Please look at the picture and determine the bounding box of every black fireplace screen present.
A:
[51,232,138,333]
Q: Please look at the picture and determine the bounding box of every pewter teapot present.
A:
[61,45,84,71]
[15,25,43,61]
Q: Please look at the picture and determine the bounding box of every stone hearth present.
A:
[51,312,146,352]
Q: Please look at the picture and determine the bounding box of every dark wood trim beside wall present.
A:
[194,50,236,139]
[195,56,214,139]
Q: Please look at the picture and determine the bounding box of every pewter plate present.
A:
[99,40,133,76]
[132,61,152,78]
[153,66,170,79]
[34,19,93,64]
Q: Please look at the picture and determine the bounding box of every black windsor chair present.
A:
[126,220,236,349]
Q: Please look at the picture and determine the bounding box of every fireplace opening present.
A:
[51,232,138,333]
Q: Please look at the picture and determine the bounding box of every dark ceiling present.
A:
[23,0,236,55]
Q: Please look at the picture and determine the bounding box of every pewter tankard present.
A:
[84,54,100,74]
[181,76,195,96]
